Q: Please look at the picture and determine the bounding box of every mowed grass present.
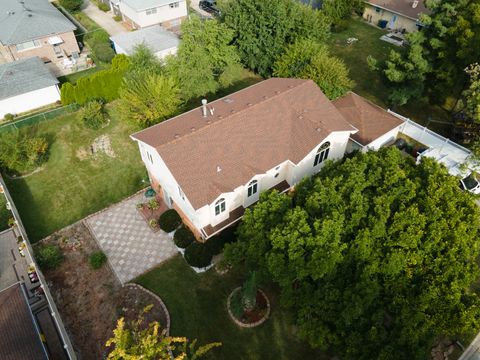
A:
[136,255,327,360]
[327,18,452,135]
[5,104,147,242]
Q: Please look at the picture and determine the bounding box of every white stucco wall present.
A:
[119,0,187,28]
[0,85,60,119]
[136,141,200,227]
[364,126,401,151]
[363,4,420,32]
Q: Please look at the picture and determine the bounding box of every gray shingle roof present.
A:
[121,0,176,11]
[0,0,76,45]
[0,57,59,101]
[111,26,179,55]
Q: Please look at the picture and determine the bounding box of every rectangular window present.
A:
[147,152,153,164]
[178,186,185,200]
[16,40,41,52]
[169,2,179,8]
[375,7,381,13]
[146,7,157,15]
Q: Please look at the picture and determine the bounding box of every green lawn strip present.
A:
[73,11,103,32]
[327,18,452,135]
[0,195,10,232]
[136,255,327,360]
[5,104,146,242]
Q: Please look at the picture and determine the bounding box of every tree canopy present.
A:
[166,16,243,100]
[321,0,364,26]
[221,0,330,77]
[225,148,480,359]
[273,38,354,99]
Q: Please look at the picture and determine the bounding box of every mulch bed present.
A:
[241,290,269,324]
[39,222,169,360]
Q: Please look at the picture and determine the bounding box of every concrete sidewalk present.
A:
[81,0,127,36]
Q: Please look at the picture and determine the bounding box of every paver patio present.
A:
[86,193,177,284]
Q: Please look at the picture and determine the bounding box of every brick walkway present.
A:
[86,193,177,284]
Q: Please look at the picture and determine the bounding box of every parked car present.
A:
[460,173,480,195]
[199,0,220,16]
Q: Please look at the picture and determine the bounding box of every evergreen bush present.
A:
[92,42,115,63]
[78,100,108,129]
[174,226,195,249]
[59,0,83,11]
[36,244,64,270]
[98,2,110,11]
[158,209,181,232]
[89,251,107,269]
[184,242,212,268]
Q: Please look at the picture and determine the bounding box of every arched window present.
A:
[215,198,226,216]
[314,141,330,166]
[247,180,258,197]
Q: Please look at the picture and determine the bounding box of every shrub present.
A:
[0,129,49,174]
[174,226,195,249]
[92,42,115,63]
[206,225,238,255]
[149,218,159,229]
[78,100,108,129]
[113,15,122,22]
[36,244,63,270]
[89,251,107,269]
[184,241,212,268]
[98,2,110,11]
[61,54,130,105]
[158,209,181,232]
[147,198,159,210]
[60,0,83,11]
[3,113,14,122]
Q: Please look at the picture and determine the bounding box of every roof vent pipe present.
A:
[201,99,208,117]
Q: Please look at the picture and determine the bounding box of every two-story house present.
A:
[110,0,188,30]
[131,78,358,239]
[0,0,79,68]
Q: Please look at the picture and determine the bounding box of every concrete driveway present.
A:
[85,193,177,284]
[81,0,127,36]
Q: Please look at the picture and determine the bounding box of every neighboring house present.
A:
[131,78,358,239]
[110,0,187,30]
[0,57,60,119]
[333,92,404,152]
[110,25,179,59]
[363,0,429,32]
[0,283,48,360]
[0,0,79,67]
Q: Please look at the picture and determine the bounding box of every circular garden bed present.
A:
[227,287,270,328]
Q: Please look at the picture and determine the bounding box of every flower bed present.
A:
[136,196,168,233]
[227,287,270,328]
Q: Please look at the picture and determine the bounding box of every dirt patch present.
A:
[39,222,168,359]
[76,135,115,161]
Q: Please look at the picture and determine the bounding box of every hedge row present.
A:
[60,54,130,105]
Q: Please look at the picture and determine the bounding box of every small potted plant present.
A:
[149,218,159,231]
[8,217,16,227]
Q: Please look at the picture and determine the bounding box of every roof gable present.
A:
[132,78,356,209]
[0,0,76,45]
[333,92,403,146]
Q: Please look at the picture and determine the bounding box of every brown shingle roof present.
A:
[367,0,429,20]
[0,283,47,360]
[132,78,356,209]
[333,92,403,147]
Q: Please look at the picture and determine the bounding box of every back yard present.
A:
[136,255,327,360]
[328,18,453,136]
[4,72,261,242]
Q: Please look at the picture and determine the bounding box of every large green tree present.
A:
[321,0,364,26]
[118,73,181,128]
[166,16,243,100]
[221,0,330,77]
[273,38,354,99]
[225,148,480,359]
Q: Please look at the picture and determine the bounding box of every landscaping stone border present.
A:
[126,283,171,336]
[227,287,271,328]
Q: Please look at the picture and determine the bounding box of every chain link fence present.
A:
[0,104,79,134]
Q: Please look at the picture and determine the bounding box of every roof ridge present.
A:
[152,79,312,149]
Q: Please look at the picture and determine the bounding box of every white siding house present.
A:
[0,57,60,120]
[131,78,358,239]
[113,0,187,29]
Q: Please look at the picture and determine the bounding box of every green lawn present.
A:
[136,256,327,360]
[58,65,108,84]
[327,18,452,136]
[0,195,10,232]
[5,104,147,242]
